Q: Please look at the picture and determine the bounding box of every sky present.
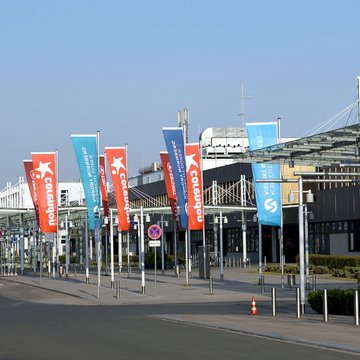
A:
[1,0,360,187]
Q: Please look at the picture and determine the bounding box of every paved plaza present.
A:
[1,265,359,354]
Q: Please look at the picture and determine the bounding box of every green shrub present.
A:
[264,264,299,274]
[307,255,360,269]
[283,264,299,274]
[264,265,280,273]
[344,266,360,279]
[332,268,347,278]
[308,288,359,315]
[311,265,329,274]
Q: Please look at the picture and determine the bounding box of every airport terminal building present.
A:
[1,126,360,268]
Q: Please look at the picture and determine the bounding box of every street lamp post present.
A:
[140,206,145,294]
[298,177,305,314]
[108,209,115,288]
[134,206,150,294]
[304,204,314,290]
[60,214,72,279]
[289,180,314,314]
[157,215,168,275]
[215,211,228,281]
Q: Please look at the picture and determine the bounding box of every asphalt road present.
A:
[0,280,358,360]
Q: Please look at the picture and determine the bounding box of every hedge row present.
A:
[264,264,299,274]
[308,288,360,315]
[295,255,360,269]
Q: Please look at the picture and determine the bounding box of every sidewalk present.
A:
[1,266,359,354]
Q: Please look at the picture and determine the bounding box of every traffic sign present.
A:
[147,224,162,239]
[149,240,161,247]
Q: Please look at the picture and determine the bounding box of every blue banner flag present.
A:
[246,122,282,226]
[162,127,188,229]
[71,134,101,230]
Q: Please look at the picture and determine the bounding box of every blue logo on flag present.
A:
[246,122,282,226]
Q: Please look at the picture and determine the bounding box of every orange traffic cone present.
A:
[250,296,257,315]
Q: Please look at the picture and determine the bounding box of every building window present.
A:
[349,233,360,252]
[61,190,69,207]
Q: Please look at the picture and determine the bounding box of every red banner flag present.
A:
[185,144,204,230]
[105,147,130,231]
[23,160,40,224]
[99,155,110,227]
[31,152,58,233]
[160,152,179,227]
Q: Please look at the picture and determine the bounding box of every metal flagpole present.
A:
[185,228,189,286]
[65,213,69,278]
[140,206,145,294]
[33,221,37,274]
[258,223,263,285]
[304,203,310,290]
[199,138,206,279]
[110,208,114,288]
[39,232,43,281]
[47,240,51,278]
[277,118,285,288]
[188,228,191,278]
[119,230,122,274]
[219,211,224,281]
[240,175,247,268]
[161,214,165,275]
[173,221,177,273]
[85,212,89,284]
[55,148,59,278]
[105,224,108,275]
[19,214,24,275]
[96,130,101,299]
[280,216,284,288]
[127,232,130,278]
[180,108,190,286]
[298,176,305,314]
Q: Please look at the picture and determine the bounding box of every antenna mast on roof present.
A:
[357,76,360,123]
[237,83,251,150]
[238,82,251,129]
[178,108,190,144]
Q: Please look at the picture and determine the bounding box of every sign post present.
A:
[148,224,162,296]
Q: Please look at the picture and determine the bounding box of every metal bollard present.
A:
[296,288,301,319]
[323,289,328,322]
[209,277,214,295]
[116,280,120,299]
[271,287,276,317]
[354,290,359,326]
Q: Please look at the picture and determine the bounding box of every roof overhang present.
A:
[233,123,360,167]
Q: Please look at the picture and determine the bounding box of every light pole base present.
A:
[111,281,114,289]
[141,286,145,294]
[301,303,305,315]
[86,277,90,284]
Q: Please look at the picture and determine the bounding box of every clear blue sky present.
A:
[1,0,359,186]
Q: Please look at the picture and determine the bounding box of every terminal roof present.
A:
[233,123,360,167]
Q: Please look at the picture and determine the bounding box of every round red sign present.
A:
[147,224,162,239]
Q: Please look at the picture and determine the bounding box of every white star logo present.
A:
[111,157,126,175]
[186,154,199,172]
[35,161,54,179]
